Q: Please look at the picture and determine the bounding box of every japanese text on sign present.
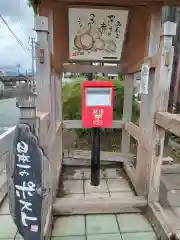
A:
[93,109,104,126]
[15,141,38,229]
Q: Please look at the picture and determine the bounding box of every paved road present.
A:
[0,98,20,157]
[0,98,20,128]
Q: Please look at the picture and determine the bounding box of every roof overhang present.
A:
[36,0,180,8]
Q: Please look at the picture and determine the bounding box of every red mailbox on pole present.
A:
[82,81,114,128]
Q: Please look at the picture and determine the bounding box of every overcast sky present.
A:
[0,0,35,72]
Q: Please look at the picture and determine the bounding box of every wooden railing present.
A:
[155,112,180,136]
[0,127,16,203]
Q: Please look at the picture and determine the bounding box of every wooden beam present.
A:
[53,196,147,215]
[124,122,150,150]
[35,17,51,113]
[62,120,125,129]
[54,0,180,6]
[63,150,134,166]
[123,162,137,189]
[135,68,155,196]
[70,149,134,160]
[147,22,176,202]
[135,22,176,200]
[63,157,119,166]
[121,74,134,153]
[155,112,180,136]
[147,203,176,240]
[127,54,158,74]
[124,122,141,142]
[62,63,122,74]
[161,163,180,174]
[37,111,51,148]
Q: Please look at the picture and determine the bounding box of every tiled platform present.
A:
[51,167,157,239]
[59,167,135,199]
[51,213,157,240]
[0,167,157,239]
[0,198,157,240]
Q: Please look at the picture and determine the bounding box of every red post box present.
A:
[82,81,114,128]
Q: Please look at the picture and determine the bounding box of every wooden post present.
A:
[121,74,134,154]
[34,16,52,124]
[134,6,162,196]
[135,21,176,200]
[148,21,176,202]
[135,69,155,196]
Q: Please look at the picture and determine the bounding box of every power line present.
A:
[0,13,31,56]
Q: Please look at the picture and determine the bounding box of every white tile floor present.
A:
[60,167,135,199]
[51,214,157,240]
[0,167,157,240]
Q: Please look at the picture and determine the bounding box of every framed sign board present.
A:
[68,7,129,62]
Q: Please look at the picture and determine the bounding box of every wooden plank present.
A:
[62,120,125,129]
[123,162,137,191]
[147,203,176,240]
[124,122,151,150]
[63,157,117,166]
[62,63,122,74]
[161,163,180,174]
[127,53,158,74]
[125,122,141,143]
[155,112,180,136]
[70,149,134,160]
[53,196,147,215]
[63,150,134,166]
[121,74,134,153]
[54,0,180,7]
[125,122,140,141]
[37,111,51,148]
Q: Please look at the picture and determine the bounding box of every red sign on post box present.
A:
[82,81,114,128]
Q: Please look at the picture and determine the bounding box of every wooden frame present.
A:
[53,196,147,215]
[5,1,180,239]
[62,63,122,73]
[155,112,180,136]
[53,0,180,6]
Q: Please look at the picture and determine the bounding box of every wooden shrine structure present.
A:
[6,0,180,239]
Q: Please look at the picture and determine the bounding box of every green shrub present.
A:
[62,78,139,138]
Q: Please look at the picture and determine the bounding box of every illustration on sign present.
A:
[11,124,43,240]
[69,8,129,61]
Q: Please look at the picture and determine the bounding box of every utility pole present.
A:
[16,64,20,76]
[29,37,36,80]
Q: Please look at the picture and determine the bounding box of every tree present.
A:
[28,0,40,14]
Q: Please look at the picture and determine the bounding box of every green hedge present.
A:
[62,78,139,137]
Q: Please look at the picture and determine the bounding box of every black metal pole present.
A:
[91,127,100,186]
[87,71,101,186]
